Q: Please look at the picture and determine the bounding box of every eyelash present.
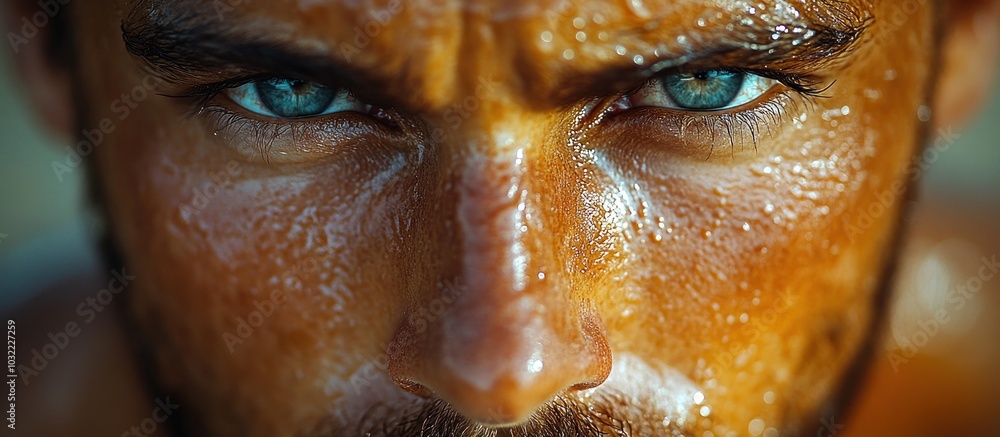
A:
[175,68,827,161]
[177,77,397,161]
[588,68,826,158]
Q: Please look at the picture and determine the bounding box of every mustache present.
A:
[324,395,651,437]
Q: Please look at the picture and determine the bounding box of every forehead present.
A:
[138,0,869,47]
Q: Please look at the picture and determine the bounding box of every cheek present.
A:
[97,113,427,421]
[596,38,931,427]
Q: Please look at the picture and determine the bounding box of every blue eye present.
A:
[664,70,744,109]
[632,69,778,111]
[224,78,366,118]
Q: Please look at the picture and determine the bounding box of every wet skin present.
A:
[67,0,936,435]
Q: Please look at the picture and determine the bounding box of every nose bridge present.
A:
[455,131,533,292]
[447,130,545,381]
[387,119,612,424]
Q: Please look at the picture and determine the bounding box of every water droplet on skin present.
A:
[693,391,705,404]
[615,45,627,56]
[742,223,751,232]
[749,418,766,436]
[633,54,645,65]
[626,0,652,19]
[884,69,897,80]
[575,31,587,42]
[917,105,932,122]
[763,391,776,404]
[540,31,553,43]
[699,406,711,417]
[527,357,543,373]
[537,271,546,280]
[562,49,575,60]
[703,231,712,239]
[841,105,851,116]
[739,313,749,323]
[572,17,586,29]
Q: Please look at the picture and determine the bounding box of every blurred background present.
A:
[0,42,998,437]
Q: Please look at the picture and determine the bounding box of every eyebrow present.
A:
[539,3,873,103]
[121,2,383,98]
[121,0,872,109]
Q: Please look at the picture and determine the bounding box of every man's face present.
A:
[78,0,933,435]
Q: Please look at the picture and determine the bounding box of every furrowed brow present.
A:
[121,0,873,108]
[542,1,873,103]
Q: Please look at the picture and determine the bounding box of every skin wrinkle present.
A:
[51,0,945,435]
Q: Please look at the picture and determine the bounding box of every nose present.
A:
[387,138,612,425]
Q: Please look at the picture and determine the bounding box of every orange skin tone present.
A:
[13,0,979,435]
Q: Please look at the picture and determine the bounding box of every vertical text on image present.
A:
[6,320,16,430]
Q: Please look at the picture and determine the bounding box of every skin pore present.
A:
[6,0,1000,435]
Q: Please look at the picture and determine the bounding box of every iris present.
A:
[662,70,746,110]
[255,78,337,118]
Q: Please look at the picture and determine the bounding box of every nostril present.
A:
[391,376,432,397]
[386,324,434,398]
